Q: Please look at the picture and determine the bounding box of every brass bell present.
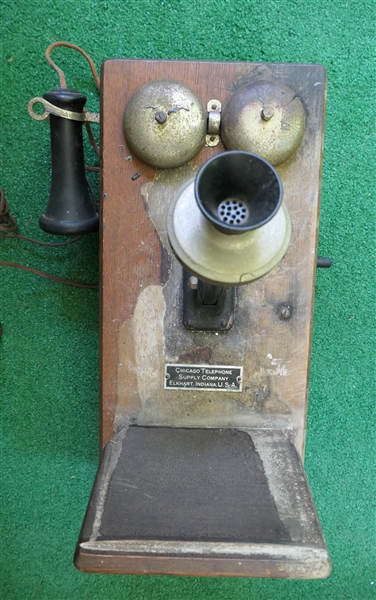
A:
[221,81,305,166]
[123,80,207,169]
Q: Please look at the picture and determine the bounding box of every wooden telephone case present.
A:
[74,59,331,579]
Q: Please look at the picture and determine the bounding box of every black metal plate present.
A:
[183,270,235,331]
[164,364,243,392]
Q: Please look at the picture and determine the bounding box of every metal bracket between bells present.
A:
[205,99,221,147]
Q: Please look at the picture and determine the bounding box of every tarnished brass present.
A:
[205,134,220,147]
[167,179,291,286]
[28,96,100,123]
[123,80,207,168]
[206,99,221,147]
[221,81,305,166]
[207,99,221,134]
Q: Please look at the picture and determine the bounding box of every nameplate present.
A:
[164,364,243,392]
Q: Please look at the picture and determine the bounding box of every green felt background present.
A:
[1,1,375,598]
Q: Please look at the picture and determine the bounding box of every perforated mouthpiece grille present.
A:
[218,199,249,225]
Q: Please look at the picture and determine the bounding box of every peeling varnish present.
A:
[115,285,166,427]
[141,163,198,253]
[250,429,323,541]
[266,353,288,377]
[115,320,141,430]
[81,538,325,558]
[89,426,128,542]
[112,119,316,451]
[134,285,166,405]
[80,539,330,577]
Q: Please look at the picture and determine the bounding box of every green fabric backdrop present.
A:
[1,1,375,598]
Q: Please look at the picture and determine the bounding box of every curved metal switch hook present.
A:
[28,96,100,123]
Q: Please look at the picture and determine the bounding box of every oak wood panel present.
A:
[100,60,326,451]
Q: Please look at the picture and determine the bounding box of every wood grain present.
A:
[100,60,326,453]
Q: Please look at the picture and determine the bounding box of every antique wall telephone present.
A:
[22,43,333,578]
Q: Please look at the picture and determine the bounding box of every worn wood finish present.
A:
[100,60,326,454]
[77,59,329,578]
[75,552,329,579]
[75,426,331,578]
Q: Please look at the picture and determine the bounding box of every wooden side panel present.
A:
[100,60,326,454]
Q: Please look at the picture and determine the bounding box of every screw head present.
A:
[261,106,274,121]
[155,110,167,124]
[279,305,291,320]
[188,276,198,290]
